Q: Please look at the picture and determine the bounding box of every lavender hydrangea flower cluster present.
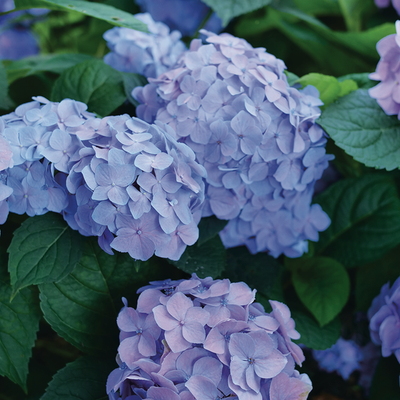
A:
[133,30,333,258]
[0,0,48,60]
[107,275,312,400]
[368,276,400,362]
[104,13,187,79]
[135,0,222,37]
[375,0,400,15]
[0,96,206,261]
[369,21,400,118]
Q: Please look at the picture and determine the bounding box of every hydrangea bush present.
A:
[1,1,400,400]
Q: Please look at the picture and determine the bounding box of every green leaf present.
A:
[38,238,165,355]
[8,213,85,298]
[293,0,341,15]
[13,0,147,31]
[0,252,42,392]
[338,0,374,32]
[314,175,400,267]
[40,356,111,400]
[291,257,350,326]
[51,59,126,116]
[120,72,148,107]
[169,235,226,279]
[224,246,281,298]
[355,244,400,312]
[5,54,94,84]
[285,70,300,86]
[0,62,14,110]
[201,0,272,26]
[292,311,341,350]
[197,216,228,246]
[319,89,400,171]
[338,72,375,89]
[370,355,400,400]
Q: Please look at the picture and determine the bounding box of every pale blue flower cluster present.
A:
[104,13,187,79]
[0,97,206,261]
[133,30,333,258]
[0,0,47,60]
[107,275,312,400]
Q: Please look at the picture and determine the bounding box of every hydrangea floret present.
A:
[103,13,187,79]
[368,276,400,362]
[0,97,206,261]
[107,275,313,400]
[369,20,400,118]
[133,29,333,258]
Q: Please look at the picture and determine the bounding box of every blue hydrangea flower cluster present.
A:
[107,275,313,400]
[135,0,222,37]
[368,276,400,363]
[312,338,380,392]
[0,0,48,60]
[133,30,333,258]
[369,21,400,118]
[104,13,187,79]
[0,97,206,261]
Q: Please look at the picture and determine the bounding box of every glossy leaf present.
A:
[197,216,228,246]
[0,251,41,392]
[38,238,166,355]
[202,0,272,26]
[291,257,350,326]
[314,175,400,267]
[13,0,147,31]
[292,311,341,350]
[8,213,84,298]
[40,356,111,400]
[170,235,226,279]
[120,72,148,107]
[51,59,126,116]
[319,89,400,171]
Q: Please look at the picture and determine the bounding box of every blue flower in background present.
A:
[136,0,222,37]
[0,0,48,60]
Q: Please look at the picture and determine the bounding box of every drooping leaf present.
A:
[169,235,226,279]
[314,175,400,267]
[293,0,341,15]
[370,355,400,400]
[201,0,273,26]
[40,356,111,400]
[197,216,228,246]
[51,59,126,116]
[13,0,147,31]
[319,89,400,171]
[0,250,41,392]
[225,246,281,298]
[38,238,168,355]
[356,244,400,312]
[292,311,341,350]
[337,0,374,32]
[0,62,14,110]
[8,213,85,298]
[5,54,94,84]
[291,257,350,326]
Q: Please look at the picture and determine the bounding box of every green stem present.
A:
[192,8,213,40]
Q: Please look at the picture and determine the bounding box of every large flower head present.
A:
[133,30,333,258]
[106,276,312,400]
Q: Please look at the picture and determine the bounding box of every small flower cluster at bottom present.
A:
[107,275,312,400]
